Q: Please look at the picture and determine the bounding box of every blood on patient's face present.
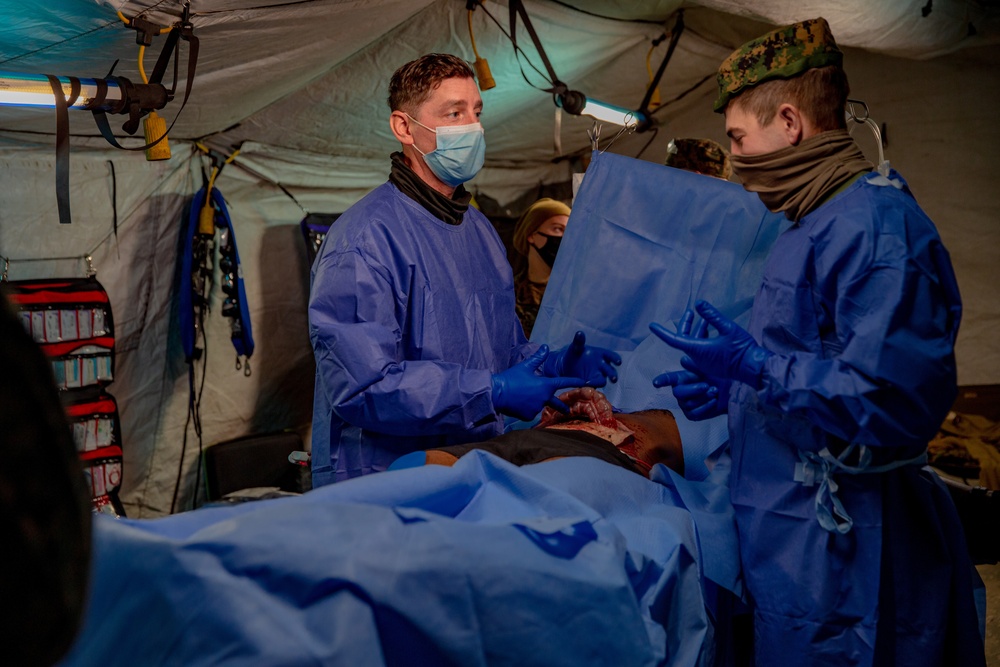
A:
[542,392,683,476]
[424,391,684,476]
[537,387,617,429]
[616,410,683,476]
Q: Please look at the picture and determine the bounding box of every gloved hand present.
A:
[649,300,772,389]
[542,331,622,387]
[492,346,585,421]
[653,357,732,421]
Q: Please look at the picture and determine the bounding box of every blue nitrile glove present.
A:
[649,300,772,389]
[492,345,585,421]
[542,331,622,387]
[652,311,732,420]
[654,357,732,421]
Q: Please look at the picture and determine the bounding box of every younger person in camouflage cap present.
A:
[713,16,843,113]
[650,17,984,667]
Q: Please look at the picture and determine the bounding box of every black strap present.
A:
[276,182,307,213]
[86,77,109,110]
[92,109,128,149]
[638,11,685,114]
[107,160,118,251]
[91,18,199,152]
[508,0,562,92]
[46,75,73,225]
[65,75,81,108]
[149,26,181,86]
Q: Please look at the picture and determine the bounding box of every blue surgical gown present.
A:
[729,171,984,666]
[309,182,536,485]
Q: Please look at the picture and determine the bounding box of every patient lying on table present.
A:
[413,388,684,477]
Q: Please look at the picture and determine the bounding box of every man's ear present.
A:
[390,110,414,145]
[777,103,804,145]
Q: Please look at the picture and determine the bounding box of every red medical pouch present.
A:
[6,277,126,516]
[4,277,115,390]
[63,388,126,515]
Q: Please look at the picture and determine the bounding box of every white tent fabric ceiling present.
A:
[1,0,998,515]
[2,1,993,156]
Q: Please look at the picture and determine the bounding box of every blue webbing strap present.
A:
[179,186,254,364]
[208,187,255,360]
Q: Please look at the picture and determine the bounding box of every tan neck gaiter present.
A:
[730,129,873,222]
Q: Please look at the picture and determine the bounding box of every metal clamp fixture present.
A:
[846,99,889,176]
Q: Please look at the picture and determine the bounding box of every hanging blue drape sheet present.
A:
[532,151,788,479]
[61,452,738,667]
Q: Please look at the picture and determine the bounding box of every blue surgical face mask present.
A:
[406,114,486,187]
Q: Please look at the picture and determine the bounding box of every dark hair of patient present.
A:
[0,292,92,666]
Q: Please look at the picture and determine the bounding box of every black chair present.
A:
[939,475,1000,565]
[202,431,309,502]
[299,213,341,268]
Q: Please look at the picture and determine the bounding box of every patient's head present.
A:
[616,409,683,476]
[543,404,683,476]
[664,137,732,180]
[422,389,683,477]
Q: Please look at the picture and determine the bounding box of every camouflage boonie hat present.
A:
[665,138,732,180]
[713,17,843,113]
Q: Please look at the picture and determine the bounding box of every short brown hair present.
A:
[730,65,849,132]
[387,53,475,114]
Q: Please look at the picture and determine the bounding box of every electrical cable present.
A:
[467,4,496,89]
[191,318,208,509]
[468,8,482,57]
[224,157,310,215]
[648,73,714,117]
[171,315,207,514]
[194,142,240,233]
[474,1,555,92]
[634,126,659,160]
[117,10,173,85]
[138,45,148,84]
[170,372,194,514]
[644,44,663,111]
[107,160,119,258]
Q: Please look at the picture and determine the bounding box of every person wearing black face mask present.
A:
[511,198,571,337]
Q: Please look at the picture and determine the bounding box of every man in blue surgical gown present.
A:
[309,54,619,485]
[650,18,985,667]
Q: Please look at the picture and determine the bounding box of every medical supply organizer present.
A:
[5,277,126,517]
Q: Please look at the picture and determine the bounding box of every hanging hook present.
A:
[85,255,97,277]
[846,99,889,176]
[599,115,637,155]
[587,121,601,152]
